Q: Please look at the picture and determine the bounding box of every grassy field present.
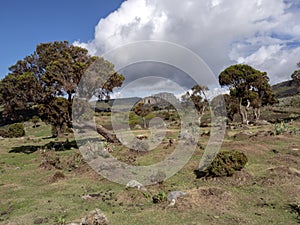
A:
[0,114,300,224]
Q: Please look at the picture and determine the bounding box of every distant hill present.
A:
[271,79,299,98]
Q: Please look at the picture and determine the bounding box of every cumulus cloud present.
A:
[75,0,300,95]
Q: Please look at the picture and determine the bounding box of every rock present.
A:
[81,193,101,200]
[131,140,149,152]
[136,135,148,140]
[168,199,176,207]
[81,208,109,225]
[0,136,4,140]
[167,191,187,202]
[254,120,270,126]
[126,180,146,190]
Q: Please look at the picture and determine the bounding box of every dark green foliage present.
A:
[291,62,300,89]
[205,150,248,177]
[289,202,300,221]
[219,64,277,123]
[1,41,124,141]
[39,97,70,137]
[31,115,40,128]
[0,72,41,120]
[8,123,25,138]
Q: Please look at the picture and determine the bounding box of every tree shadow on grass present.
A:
[9,139,79,154]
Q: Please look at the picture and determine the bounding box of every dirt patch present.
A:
[117,189,149,206]
[268,154,299,167]
[48,171,65,183]
[206,170,253,187]
[255,166,300,187]
[268,166,300,179]
[174,187,236,213]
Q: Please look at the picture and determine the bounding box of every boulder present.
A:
[126,180,146,191]
[254,120,271,126]
[167,191,187,202]
[81,208,109,225]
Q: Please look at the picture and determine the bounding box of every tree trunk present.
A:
[253,107,261,121]
[239,100,248,125]
[142,117,146,129]
[73,122,120,144]
[95,124,120,144]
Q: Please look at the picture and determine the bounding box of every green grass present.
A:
[0,116,300,224]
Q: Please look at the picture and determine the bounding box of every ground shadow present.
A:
[9,139,78,154]
[194,169,208,179]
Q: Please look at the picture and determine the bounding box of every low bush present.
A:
[8,123,25,138]
[152,190,167,204]
[204,150,248,177]
[0,129,9,138]
[31,115,40,128]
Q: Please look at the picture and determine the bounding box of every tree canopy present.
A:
[181,84,209,125]
[0,41,124,138]
[219,64,277,124]
[291,62,300,87]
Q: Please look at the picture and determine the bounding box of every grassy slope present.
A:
[0,119,300,224]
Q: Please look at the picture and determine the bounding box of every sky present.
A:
[1,0,300,98]
[0,0,124,78]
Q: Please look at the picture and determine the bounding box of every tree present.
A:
[0,72,42,120]
[0,41,124,141]
[181,85,209,125]
[133,102,152,128]
[291,62,300,88]
[223,94,239,122]
[219,64,276,124]
[31,116,40,128]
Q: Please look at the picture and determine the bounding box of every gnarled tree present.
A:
[219,64,277,124]
[182,85,209,125]
[0,41,124,141]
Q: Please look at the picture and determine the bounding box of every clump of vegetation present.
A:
[50,171,65,183]
[204,150,248,177]
[289,202,300,222]
[40,150,61,170]
[8,123,25,138]
[31,115,40,128]
[0,129,9,138]
[152,190,167,204]
[275,121,287,135]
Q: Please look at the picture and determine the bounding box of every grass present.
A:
[0,116,300,224]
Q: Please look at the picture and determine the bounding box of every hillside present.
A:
[272,79,299,98]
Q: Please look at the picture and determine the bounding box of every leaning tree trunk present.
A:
[95,124,120,144]
[73,121,120,144]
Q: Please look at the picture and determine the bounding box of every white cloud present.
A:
[75,0,300,88]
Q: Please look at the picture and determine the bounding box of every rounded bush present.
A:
[8,123,25,138]
[205,150,248,177]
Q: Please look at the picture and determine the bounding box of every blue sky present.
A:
[1,0,299,93]
[0,0,124,79]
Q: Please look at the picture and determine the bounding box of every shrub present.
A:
[8,123,25,138]
[275,121,287,135]
[0,129,9,138]
[31,115,40,128]
[152,190,167,204]
[205,150,248,177]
